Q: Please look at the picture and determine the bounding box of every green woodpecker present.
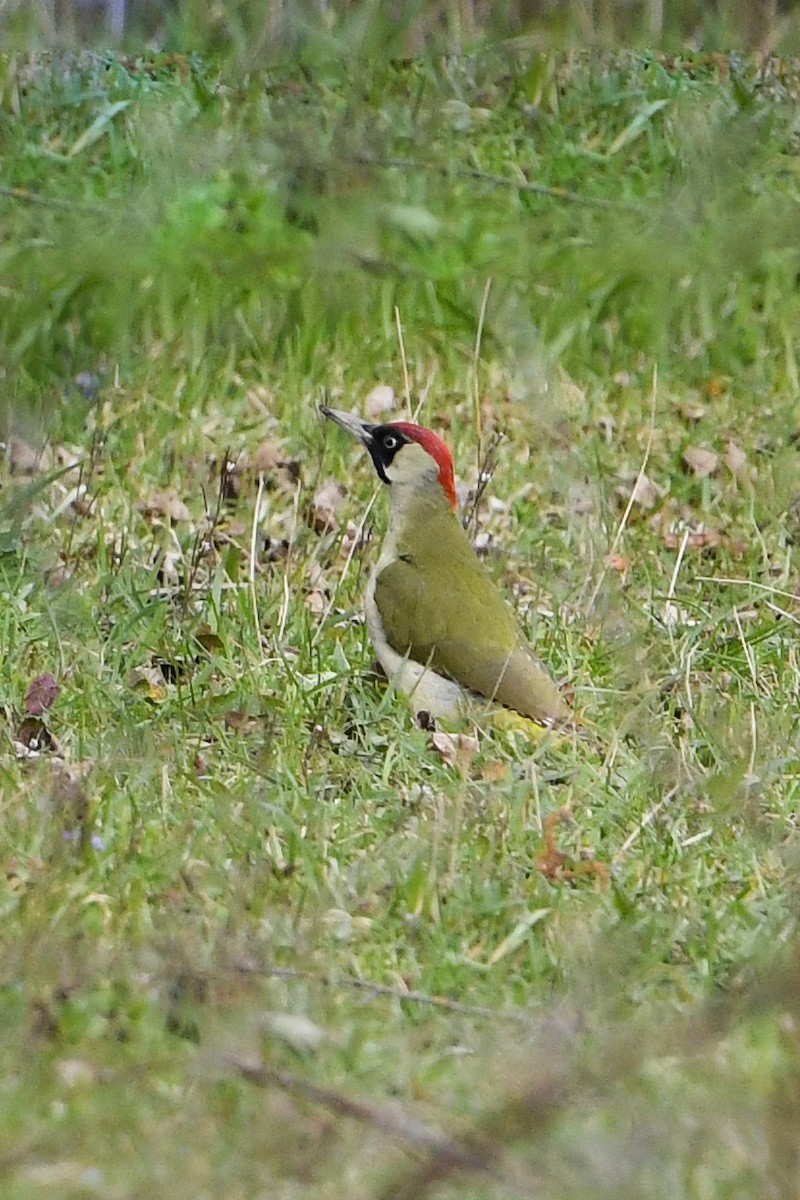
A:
[322,406,572,731]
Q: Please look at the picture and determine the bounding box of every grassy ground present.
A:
[2,30,800,1199]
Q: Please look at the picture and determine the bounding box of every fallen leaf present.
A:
[620,473,664,510]
[224,710,265,734]
[662,528,722,552]
[15,716,59,756]
[218,444,301,502]
[679,398,706,422]
[340,520,369,559]
[7,435,42,474]
[311,479,347,532]
[194,629,224,654]
[683,445,719,479]
[305,590,327,615]
[535,808,609,888]
[605,553,630,573]
[252,440,286,474]
[432,730,479,773]
[262,1012,326,1053]
[139,489,191,522]
[569,481,595,517]
[724,440,747,476]
[126,666,169,702]
[479,759,509,783]
[56,1059,98,1088]
[25,673,59,715]
[702,375,731,398]
[364,384,396,419]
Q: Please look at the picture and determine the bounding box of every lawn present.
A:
[2,12,800,1198]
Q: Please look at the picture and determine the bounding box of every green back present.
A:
[374,500,569,725]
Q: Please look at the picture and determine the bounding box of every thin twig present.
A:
[231,1056,500,1178]
[472,277,492,449]
[249,470,265,642]
[395,305,412,418]
[615,784,679,861]
[696,576,800,604]
[237,962,535,1024]
[765,600,800,626]
[586,365,658,616]
[0,183,101,211]
[462,429,504,536]
[351,156,642,213]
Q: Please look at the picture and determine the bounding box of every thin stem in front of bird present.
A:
[395,305,412,418]
[585,364,659,616]
[472,276,493,450]
[462,429,504,537]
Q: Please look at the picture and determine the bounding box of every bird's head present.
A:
[322,407,456,510]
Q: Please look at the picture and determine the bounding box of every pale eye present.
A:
[383,435,399,450]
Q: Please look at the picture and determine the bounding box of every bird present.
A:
[321,405,573,733]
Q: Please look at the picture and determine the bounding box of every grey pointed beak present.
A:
[320,406,375,446]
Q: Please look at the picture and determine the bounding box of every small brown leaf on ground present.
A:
[662,528,723,552]
[683,446,719,478]
[536,808,609,888]
[479,759,509,783]
[724,440,747,476]
[126,666,169,701]
[702,374,731,398]
[305,590,327,615]
[311,479,347,532]
[679,397,706,422]
[340,520,369,559]
[7,435,42,474]
[25,674,59,715]
[432,730,479,773]
[217,444,300,502]
[224,710,265,734]
[252,440,286,474]
[139,489,191,522]
[194,629,225,654]
[15,716,59,757]
[569,481,595,517]
[604,553,629,573]
[364,384,396,419]
[621,473,664,509]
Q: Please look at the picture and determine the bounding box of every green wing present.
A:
[373,555,569,726]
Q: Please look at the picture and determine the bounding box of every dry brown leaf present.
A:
[569,482,595,517]
[252,440,286,474]
[431,730,479,773]
[305,590,327,615]
[340,520,368,559]
[7,435,42,474]
[224,710,264,734]
[15,716,59,757]
[220,443,300,501]
[25,674,59,716]
[724,440,747,476]
[364,384,396,420]
[139,489,191,522]
[311,479,347,532]
[683,446,719,479]
[679,398,706,422]
[479,759,509,783]
[126,666,169,702]
[605,553,630,573]
[661,526,746,557]
[624,474,664,509]
[703,374,731,398]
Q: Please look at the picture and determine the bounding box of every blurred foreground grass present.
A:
[2,25,800,1200]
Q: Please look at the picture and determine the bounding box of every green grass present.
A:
[2,27,800,1199]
